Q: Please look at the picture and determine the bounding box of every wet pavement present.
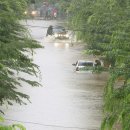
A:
[2,20,108,130]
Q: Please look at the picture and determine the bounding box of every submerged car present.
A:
[72,60,95,71]
[53,26,69,39]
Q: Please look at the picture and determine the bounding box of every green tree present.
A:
[69,0,130,129]
[0,116,26,130]
[0,0,42,108]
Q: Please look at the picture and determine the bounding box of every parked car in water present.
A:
[72,60,95,71]
[52,26,69,39]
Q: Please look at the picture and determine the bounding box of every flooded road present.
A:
[3,20,108,130]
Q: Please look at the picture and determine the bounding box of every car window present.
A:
[53,28,66,33]
[53,26,66,32]
[78,62,93,66]
[86,62,94,66]
[53,28,61,32]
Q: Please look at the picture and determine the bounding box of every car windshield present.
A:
[53,26,66,33]
[53,28,65,33]
[78,62,93,66]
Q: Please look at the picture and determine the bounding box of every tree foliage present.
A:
[69,0,130,129]
[0,116,26,130]
[0,0,42,108]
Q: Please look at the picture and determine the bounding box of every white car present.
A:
[72,60,95,71]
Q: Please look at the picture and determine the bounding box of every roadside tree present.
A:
[0,0,42,109]
[69,0,130,129]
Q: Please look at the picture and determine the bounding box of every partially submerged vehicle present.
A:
[72,60,103,72]
[53,26,69,39]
